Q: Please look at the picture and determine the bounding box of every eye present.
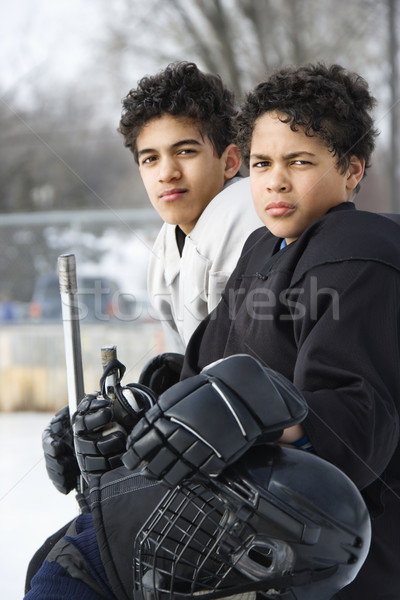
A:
[178,148,196,156]
[141,155,157,165]
[252,160,270,169]
[292,160,311,166]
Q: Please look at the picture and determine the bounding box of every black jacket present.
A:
[181,202,400,599]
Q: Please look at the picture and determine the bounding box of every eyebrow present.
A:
[250,151,317,161]
[137,138,203,157]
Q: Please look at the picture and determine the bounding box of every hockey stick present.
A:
[58,253,85,493]
[58,254,85,413]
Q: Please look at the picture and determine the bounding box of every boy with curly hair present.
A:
[165,63,399,597]
[37,61,261,496]
[119,61,260,351]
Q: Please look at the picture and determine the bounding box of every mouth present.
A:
[265,201,296,217]
[159,188,188,202]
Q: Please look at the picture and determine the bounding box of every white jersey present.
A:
[147,177,262,351]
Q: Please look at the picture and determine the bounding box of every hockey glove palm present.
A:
[139,352,184,395]
[42,405,80,495]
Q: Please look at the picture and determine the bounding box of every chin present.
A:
[264,223,286,238]
[159,210,184,226]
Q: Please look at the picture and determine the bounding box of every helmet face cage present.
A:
[133,478,292,600]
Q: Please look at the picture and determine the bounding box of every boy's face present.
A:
[136,114,239,234]
[249,111,364,244]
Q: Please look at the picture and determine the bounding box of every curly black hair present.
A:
[119,62,238,163]
[236,63,378,187]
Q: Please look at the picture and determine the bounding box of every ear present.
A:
[222,144,242,181]
[346,156,365,191]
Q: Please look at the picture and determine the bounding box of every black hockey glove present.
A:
[122,354,308,487]
[139,352,184,395]
[73,383,157,484]
[42,405,80,495]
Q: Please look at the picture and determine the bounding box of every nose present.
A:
[158,157,181,182]
[266,165,290,193]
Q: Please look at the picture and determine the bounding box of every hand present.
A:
[139,352,184,394]
[122,354,308,487]
[73,383,157,484]
[42,405,80,494]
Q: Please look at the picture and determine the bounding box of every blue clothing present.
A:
[25,562,103,600]
[25,513,115,600]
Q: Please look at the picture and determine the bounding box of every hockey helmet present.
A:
[134,445,371,600]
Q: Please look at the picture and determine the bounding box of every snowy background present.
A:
[0,412,80,600]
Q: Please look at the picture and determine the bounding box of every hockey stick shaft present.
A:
[58,254,85,419]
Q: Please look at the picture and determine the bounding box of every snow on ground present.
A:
[0,412,79,600]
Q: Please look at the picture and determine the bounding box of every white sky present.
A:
[0,0,104,96]
[0,0,96,83]
[0,0,160,127]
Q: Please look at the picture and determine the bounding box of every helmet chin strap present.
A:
[152,565,339,600]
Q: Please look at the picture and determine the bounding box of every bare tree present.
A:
[0,84,147,215]
[97,0,389,96]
